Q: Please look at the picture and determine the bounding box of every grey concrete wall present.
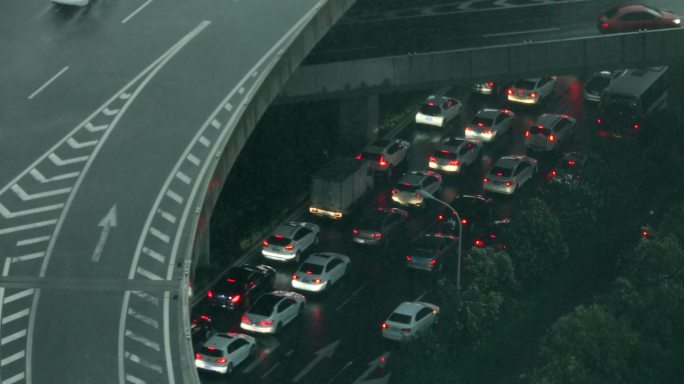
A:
[338,94,379,152]
[279,28,684,101]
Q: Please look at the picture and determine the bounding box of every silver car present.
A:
[391,171,442,208]
[194,333,256,374]
[261,222,320,262]
[583,70,622,102]
[415,95,462,128]
[525,114,576,152]
[381,301,440,341]
[464,108,515,143]
[507,76,556,105]
[240,291,306,334]
[428,137,482,174]
[356,138,410,176]
[291,253,350,292]
[483,155,538,195]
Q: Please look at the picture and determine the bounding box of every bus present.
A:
[596,66,669,140]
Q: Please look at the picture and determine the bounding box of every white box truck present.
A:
[309,157,374,219]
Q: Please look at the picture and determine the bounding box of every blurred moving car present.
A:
[240,291,306,334]
[356,138,410,177]
[597,4,680,33]
[435,194,493,235]
[191,314,214,346]
[392,171,442,208]
[524,113,576,152]
[548,151,589,184]
[464,108,515,143]
[51,0,89,6]
[381,301,439,341]
[483,155,538,195]
[352,207,408,245]
[405,234,458,272]
[507,77,556,105]
[291,253,350,292]
[471,81,501,95]
[194,333,256,374]
[207,264,276,310]
[415,95,462,127]
[428,137,482,174]
[262,222,320,262]
[584,70,623,102]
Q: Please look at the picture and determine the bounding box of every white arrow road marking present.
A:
[292,340,340,382]
[327,361,353,384]
[28,66,69,100]
[119,92,132,100]
[336,282,368,311]
[67,137,98,149]
[84,121,109,132]
[352,352,391,384]
[91,205,118,262]
[0,202,64,218]
[0,219,57,235]
[30,168,80,183]
[48,152,89,166]
[103,107,120,116]
[11,184,71,201]
[243,338,280,373]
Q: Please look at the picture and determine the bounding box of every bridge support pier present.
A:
[338,94,379,153]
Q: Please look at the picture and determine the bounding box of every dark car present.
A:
[472,219,511,251]
[548,151,589,184]
[352,207,409,246]
[405,234,458,272]
[583,71,622,102]
[191,313,214,346]
[435,194,493,236]
[598,4,680,33]
[207,264,276,310]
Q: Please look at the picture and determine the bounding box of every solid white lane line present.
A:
[0,219,58,235]
[121,0,154,24]
[414,290,428,302]
[261,363,280,379]
[3,289,34,304]
[28,66,69,100]
[17,236,51,247]
[336,282,368,311]
[483,27,560,38]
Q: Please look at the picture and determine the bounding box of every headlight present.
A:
[674,18,681,25]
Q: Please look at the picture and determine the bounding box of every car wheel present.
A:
[275,322,282,334]
[225,362,234,374]
[436,263,443,273]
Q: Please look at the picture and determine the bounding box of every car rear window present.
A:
[419,104,441,116]
[250,295,279,316]
[471,116,494,127]
[529,126,551,135]
[586,75,611,91]
[490,166,513,178]
[359,151,381,161]
[266,235,291,246]
[200,347,224,358]
[433,149,458,160]
[513,80,536,90]
[299,263,324,275]
[389,313,412,324]
[396,183,419,192]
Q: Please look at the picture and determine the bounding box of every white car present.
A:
[428,137,482,174]
[240,291,306,334]
[356,138,410,176]
[262,222,320,262]
[291,253,350,292]
[525,113,576,152]
[483,155,538,195]
[507,76,556,105]
[464,108,515,143]
[381,301,440,341]
[415,95,462,127]
[51,0,89,5]
[194,333,256,374]
[392,171,442,208]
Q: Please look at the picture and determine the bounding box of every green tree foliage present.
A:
[532,304,638,384]
[466,247,519,294]
[388,328,457,384]
[657,201,684,243]
[504,197,568,286]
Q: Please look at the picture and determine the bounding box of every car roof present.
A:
[476,108,501,118]
[303,253,334,266]
[368,138,392,149]
[204,333,238,349]
[536,113,563,127]
[399,173,426,185]
[273,222,301,238]
[394,302,424,316]
[494,157,522,169]
[616,4,656,16]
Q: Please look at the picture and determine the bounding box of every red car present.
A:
[598,4,681,33]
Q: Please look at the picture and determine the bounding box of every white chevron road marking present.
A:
[84,121,109,132]
[67,137,98,149]
[30,169,80,183]
[48,153,89,166]
[0,202,64,218]
[11,184,71,201]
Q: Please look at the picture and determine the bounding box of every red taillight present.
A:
[207,290,214,298]
[461,218,468,225]
[601,22,609,28]
[483,130,493,135]
[477,122,484,127]
[437,214,444,221]
[381,322,388,329]
[524,131,530,137]
[530,92,537,98]
[241,316,249,323]
[483,177,489,183]
[379,155,388,167]
[230,294,241,304]
[405,255,412,261]
[507,89,513,95]
[642,230,650,238]
[373,233,382,238]
[486,82,494,87]
[391,188,398,194]
[428,259,437,265]
[415,193,422,198]
[567,160,576,166]
[195,352,203,360]
[427,101,435,106]
[505,181,512,187]
[549,170,557,179]
[356,153,362,160]
[490,234,497,239]
[449,159,460,166]
[260,319,274,326]
[597,118,603,124]
[549,135,555,141]
[262,240,269,247]
[465,126,473,132]
[633,123,639,130]
[200,315,210,321]
[429,156,436,163]
[216,357,227,364]
[292,274,299,280]
[352,229,359,235]
[305,270,313,275]
[474,239,485,247]
[313,279,322,284]
[285,244,295,250]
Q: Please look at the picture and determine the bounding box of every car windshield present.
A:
[513,80,536,90]
[200,347,224,358]
[490,166,513,178]
[359,151,381,161]
[604,5,620,18]
[471,116,494,127]
[388,313,412,324]
[419,103,441,116]
[433,149,458,160]
[529,126,551,135]
[299,263,324,275]
[266,235,291,246]
[396,183,419,192]
[249,295,279,316]
[586,75,611,92]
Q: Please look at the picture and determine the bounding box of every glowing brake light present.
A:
[567,160,576,166]
[195,352,203,360]
[428,259,437,265]
[355,153,362,160]
[437,214,444,220]
[601,22,609,28]
[292,274,299,280]
[474,239,485,247]
[313,279,322,284]
[483,177,490,183]
[633,123,639,130]
[507,89,513,95]
[448,159,460,166]
[486,82,494,87]
[465,126,473,132]
[226,278,236,283]
[241,316,250,323]
[429,156,437,163]
[373,233,382,238]
[259,319,274,326]
[405,255,412,261]
[391,188,398,194]
[305,270,313,274]
[284,244,295,250]
[230,294,241,303]
[477,122,484,127]
[427,101,435,106]
[216,357,227,364]
[505,181,512,186]
[352,229,359,235]
[262,240,269,247]
[549,135,555,141]
[524,131,530,137]
[549,170,557,178]
[597,118,603,124]
[379,155,388,167]
[207,290,214,298]
[415,193,423,198]
[461,218,468,225]
[381,322,388,329]
[641,230,650,238]
[483,130,493,135]
[530,92,537,98]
